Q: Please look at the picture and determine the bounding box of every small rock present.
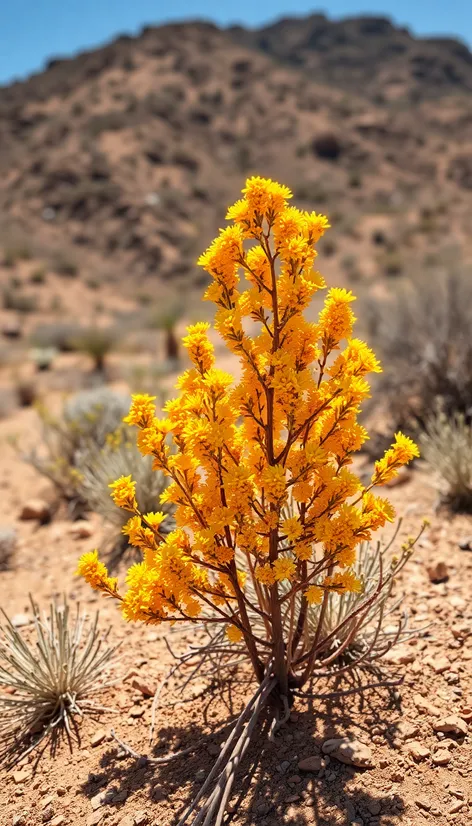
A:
[129,705,144,718]
[69,521,94,539]
[90,792,105,811]
[390,771,404,782]
[449,800,464,814]
[50,818,65,826]
[42,806,54,824]
[13,769,31,784]
[451,623,471,640]
[287,775,301,784]
[256,802,271,815]
[414,693,443,717]
[90,729,107,748]
[12,816,27,826]
[87,814,104,826]
[285,794,300,803]
[432,748,451,765]
[118,817,134,826]
[458,536,472,551]
[407,741,430,761]
[195,769,206,782]
[415,797,431,811]
[383,646,416,665]
[424,655,450,674]
[426,561,449,583]
[207,743,220,756]
[367,801,381,816]
[134,812,149,826]
[397,721,419,740]
[150,786,165,802]
[433,715,468,736]
[321,737,375,768]
[19,499,50,523]
[298,756,322,772]
[11,614,31,629]
[131,678,156,698]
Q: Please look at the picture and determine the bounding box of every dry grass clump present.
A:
[0,527,17,571]
[26,387,130,506]
[366,269,472,433]
[0,597,118,765]
[421,408,472,511]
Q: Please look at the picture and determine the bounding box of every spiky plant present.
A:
[26,388,130,505]
[0,597,118,765]
[77,433,174,561]
[421,407,472,511]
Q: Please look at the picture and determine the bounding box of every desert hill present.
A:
[0,16,471,301]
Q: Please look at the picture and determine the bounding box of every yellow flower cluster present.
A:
[78,176,418,645]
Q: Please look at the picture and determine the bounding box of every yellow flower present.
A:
[273,557,296,582]
[182,322,215,373]
[124,394,156,429]
[373,432,419,485]
[109,475,137,511]
[226,624,243,643]
[255,563,276,585]
[305,585,324,605]
[76,550,117,592]
[324,571,362,595]
[282,516,303,542]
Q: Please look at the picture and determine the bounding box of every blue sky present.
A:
[1,0,470,86]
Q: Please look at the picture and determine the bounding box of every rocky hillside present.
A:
[0,17,471,297]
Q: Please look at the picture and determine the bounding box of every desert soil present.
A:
[0,379,471,826]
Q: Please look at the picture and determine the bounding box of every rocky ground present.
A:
[0,371,471,826]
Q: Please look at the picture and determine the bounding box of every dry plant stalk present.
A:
[0,597,118,765]
[78,177,420,822]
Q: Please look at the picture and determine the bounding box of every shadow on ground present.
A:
[78,675,407,825]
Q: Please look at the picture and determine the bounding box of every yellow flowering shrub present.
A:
[78,177,418,693]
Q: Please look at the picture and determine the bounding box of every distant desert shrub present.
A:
[26,387,130,504]
[15,378,37,407]
[70,326,117,372]
[421,408,472,511]
[2,288,38,313]
[0,597,118,765]
[31,322,83,352]
[0,527,17,571]
[366,269,472,432]
[30,268,47,284]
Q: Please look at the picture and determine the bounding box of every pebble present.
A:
[11,614,31,629]
[90,792,105,811]
[432,748,452,766]
[424,655,450,674]
[414,693,442,717]
[129,706,144,718]
[90,729,107,748]
[13,769,31,784]
[397,721,419,740]
[433,716,468,736]
[87,814,104,826]
[50,818,65,826]
[367,801,381,815]
[42,806,54,823]
[298,756,322,772]
[458,536,472,551]
[131,677,156,698]
[449,801,464,814]
[322,737,375,768]
[415,797,431,811]
[19,499,50,522]
[407,741,430,761]
[451,623,471,640]
[426,561,449,584]
[383,646,416,665]
[69,521,94,539]
[133,813,148,826]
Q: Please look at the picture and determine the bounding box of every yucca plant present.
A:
[0,597,118,765]
[26,388,130,506]
[77,433,174,562]
[421,407,472,511]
